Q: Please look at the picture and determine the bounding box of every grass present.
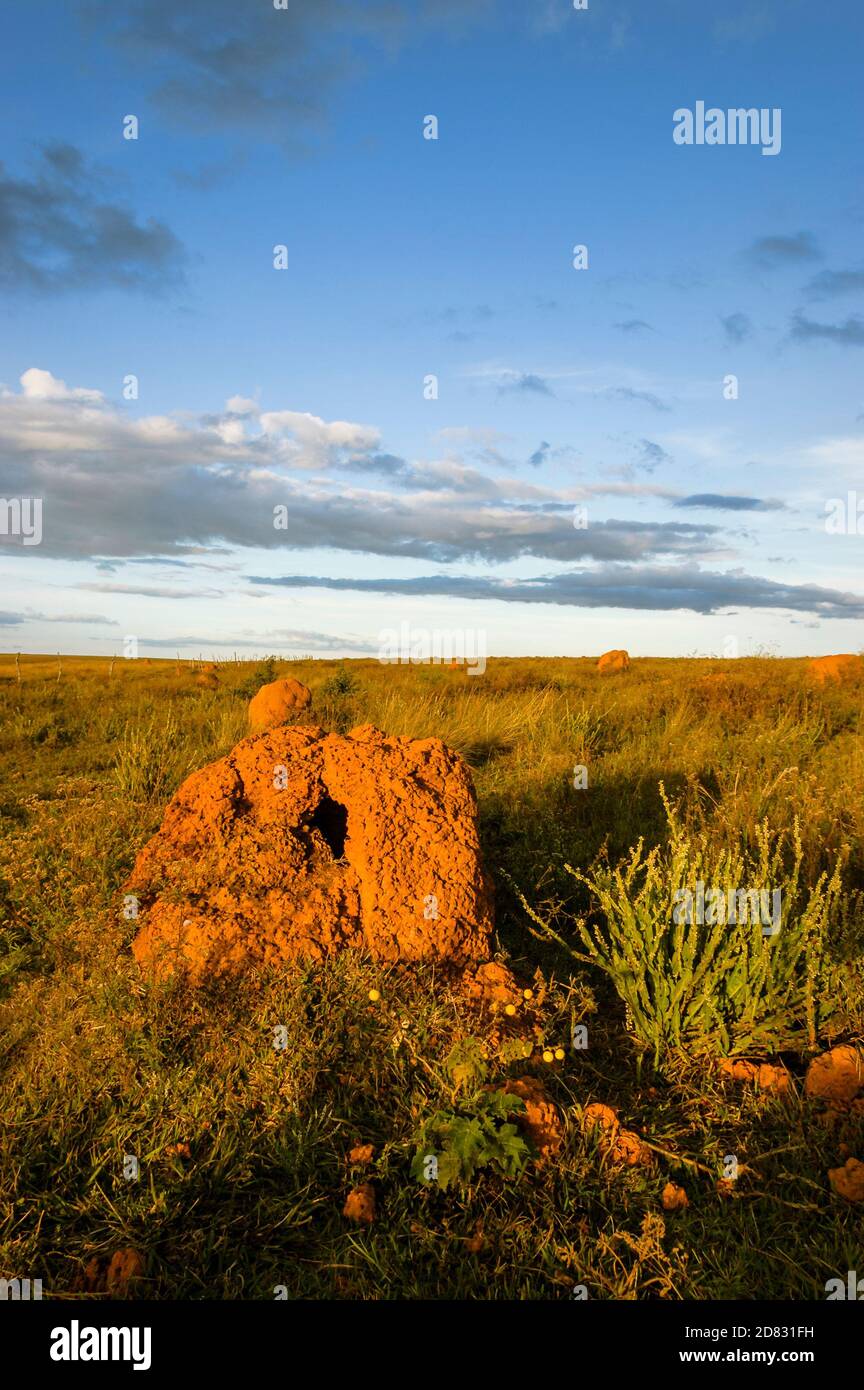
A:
[0,650,862,1300]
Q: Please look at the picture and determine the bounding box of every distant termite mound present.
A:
[597,649,631,674]
[808,654,863,686]
[248,677,312,731]
[126,723,493,981]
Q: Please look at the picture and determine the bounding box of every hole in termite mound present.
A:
[310,795,348,860]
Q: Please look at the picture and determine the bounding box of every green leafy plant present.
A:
[514,786,850,1064]
[236,656,279,699]
[410,1087,531,1190]
[319,666,360,699]
[497,1036,535,1065]
[444,1036,487,1094]
[317,665,362,733]
[408,1036,533,1189]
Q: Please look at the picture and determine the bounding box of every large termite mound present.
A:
[126,723,493,980]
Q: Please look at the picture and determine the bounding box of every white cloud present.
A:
[805,436,864,474]
[0,366,787,573]
[225,394,260,415]
[258,409,381,466]
[17,367,104,404]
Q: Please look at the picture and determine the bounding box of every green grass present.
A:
[0,652,862,1300]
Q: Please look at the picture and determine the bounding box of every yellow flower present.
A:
[368,988,381,1002]
[554,1048,565,1061]
[542,1049,554,1063]
[504,1003,517,1016]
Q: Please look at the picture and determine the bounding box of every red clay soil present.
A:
[80,1248,145,1295]
[126,723,493,980]
[248,677,312,731]
[597,649,631,674]
[503,1076,564,1160]
[828,1157,864,1201]
[343,1182,376,1224]
[718,1058,792,1094]
[805,1046,864,1103]
[461,960,523,1011]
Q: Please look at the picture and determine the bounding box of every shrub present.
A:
[236,656,279,699]
[319,666,360,700]
[516,786,851,1064]
[317,666,362,733]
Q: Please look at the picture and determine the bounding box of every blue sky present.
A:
[1,0,863,659]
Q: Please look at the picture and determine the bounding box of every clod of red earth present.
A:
[661,1181,689,1211]
[127,723,493,981]
[717,1058,792,1093]
[581,1102,651,1167]
[583,1101,619,1134]
[248,677,313,732]
[828,1157,864,1202]
[80,1248,145,1295]
[348,1143,375,1165]
[611,1129,651,1167]
[343,1182,376,1224]
[461,961,523,1012]
[503,1076,564,1160]
[462,962,541,1054]
[805,1046,864,1103]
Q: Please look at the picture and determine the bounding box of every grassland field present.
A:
[1,651,862,1300]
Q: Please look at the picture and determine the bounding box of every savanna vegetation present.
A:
[1,651,862,1299]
